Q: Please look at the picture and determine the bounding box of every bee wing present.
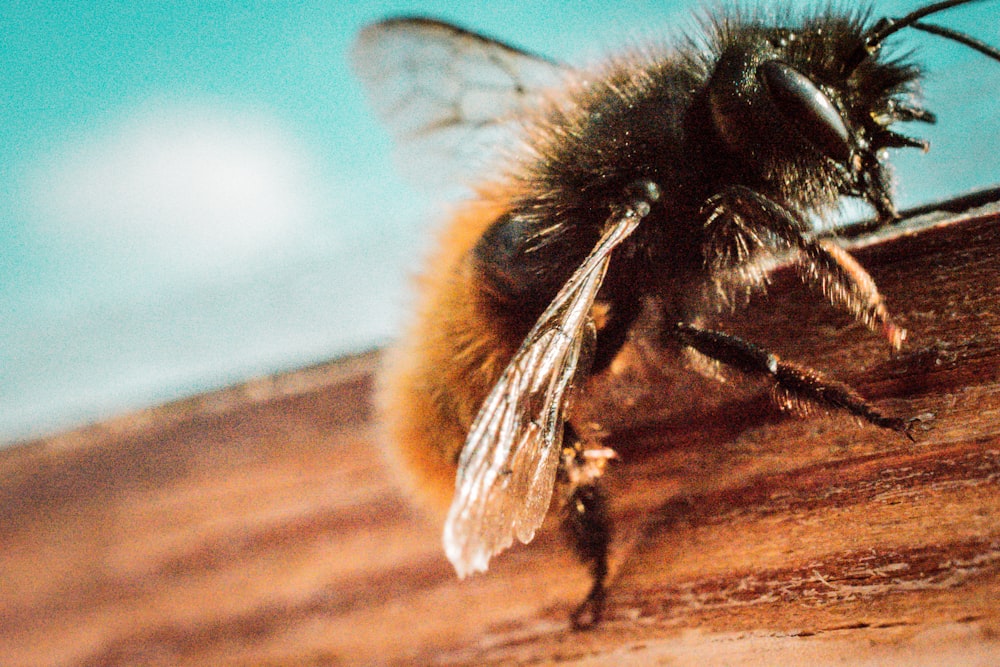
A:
[351,17,569,186]
[443,207,645,578]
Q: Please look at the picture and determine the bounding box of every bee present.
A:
[352,1,1000,627]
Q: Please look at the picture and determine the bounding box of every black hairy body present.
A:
[355,1,997,629]
[475,10,919,372]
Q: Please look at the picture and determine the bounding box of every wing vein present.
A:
[443,209,643,577]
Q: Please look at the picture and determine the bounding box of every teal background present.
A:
[2,1,998,443]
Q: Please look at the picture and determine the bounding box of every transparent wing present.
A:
[443,205,646,578]
[351,17,569,186]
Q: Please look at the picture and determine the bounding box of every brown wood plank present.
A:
[1,196,998,666]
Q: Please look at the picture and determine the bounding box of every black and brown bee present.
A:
[352,0,1000,627]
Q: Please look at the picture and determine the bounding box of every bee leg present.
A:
[703,185,904,349]
[673,322,914,437]
[560,430,615,629]
[566,482,610,629]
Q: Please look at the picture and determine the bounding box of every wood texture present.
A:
[1,196,999,666]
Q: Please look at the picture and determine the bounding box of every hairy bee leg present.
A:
[565,480,611,629]
[703,185,904,348]
[560,430,615,629]
[673,322,913,436]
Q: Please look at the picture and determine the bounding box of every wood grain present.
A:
[1,196,999,666]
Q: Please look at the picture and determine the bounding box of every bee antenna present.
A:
[844,0,997,75]
[909,21,1000,63]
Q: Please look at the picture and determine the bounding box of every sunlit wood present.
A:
[1,195,998,665]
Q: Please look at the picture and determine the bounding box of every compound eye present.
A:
[758,60,851,163]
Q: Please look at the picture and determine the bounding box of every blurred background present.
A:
[2,0,998,445]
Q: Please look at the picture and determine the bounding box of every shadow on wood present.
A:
[1,195,999,666]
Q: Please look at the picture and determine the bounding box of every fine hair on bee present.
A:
[352,0,1000,628]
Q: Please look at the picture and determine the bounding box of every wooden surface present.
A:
[2,196,999,666]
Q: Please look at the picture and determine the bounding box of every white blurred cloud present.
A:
[22,101,326,276]
[2,100,403,443]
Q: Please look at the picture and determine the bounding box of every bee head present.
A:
[702,1,998,220]
[704,11,930,219]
